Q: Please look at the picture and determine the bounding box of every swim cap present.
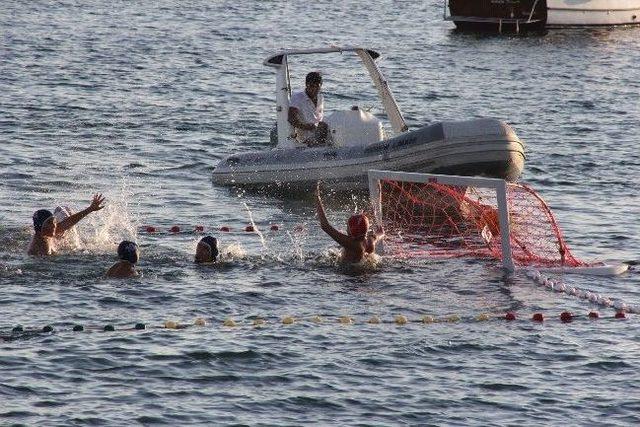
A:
[117,241,139,264]
[53,206,73,222]
[199,236,219,262]
[347,214,369,238]
[33,209,54,232]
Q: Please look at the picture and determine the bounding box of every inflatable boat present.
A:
[212,47,525,193]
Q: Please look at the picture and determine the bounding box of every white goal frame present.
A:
[368,170,516,272]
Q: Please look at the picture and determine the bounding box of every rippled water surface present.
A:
[2,1,640,425]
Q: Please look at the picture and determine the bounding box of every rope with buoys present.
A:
[524,268,638,314]
[1,309,631,342]
[140,224,287,235]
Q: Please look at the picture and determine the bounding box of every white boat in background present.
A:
[444,0,640,32]
[212,47,525,193]
[547,0,640,26]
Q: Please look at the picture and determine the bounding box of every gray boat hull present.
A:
[212,118,525,193]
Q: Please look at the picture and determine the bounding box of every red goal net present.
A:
[377,178,587,268]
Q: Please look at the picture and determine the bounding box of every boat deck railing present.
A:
[444,15,542,24]
[444,15,543,34]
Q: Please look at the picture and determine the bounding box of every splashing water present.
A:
[82,180,139,253]
[285,224,309,262]
[243,202,267,250]
[221,242,247,261]
[351,193,361,214]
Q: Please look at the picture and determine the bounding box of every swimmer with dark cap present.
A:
[28,194,106,256]
[316,182,384,263]
[195,236,219,264]
[105,241,139,278]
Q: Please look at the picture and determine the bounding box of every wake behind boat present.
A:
[212,47,525,193]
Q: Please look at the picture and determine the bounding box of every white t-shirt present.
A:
[290,90,324,142]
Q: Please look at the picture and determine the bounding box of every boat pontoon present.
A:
[212,47,525,193]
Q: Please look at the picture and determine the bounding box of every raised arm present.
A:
[56,193,105,234]
[315,183,358,249]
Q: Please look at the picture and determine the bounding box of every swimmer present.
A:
[105,241,139,278]
[195,235,219,264]
[28,194,106,256]
[315,183,384,263]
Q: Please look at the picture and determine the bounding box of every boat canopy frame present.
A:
[264,46,408,148]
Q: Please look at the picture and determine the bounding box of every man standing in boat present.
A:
[288,71,330,146]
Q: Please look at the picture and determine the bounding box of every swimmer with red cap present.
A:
[28,194,106,256]
[315,182,384,263]
[105,240,139,278]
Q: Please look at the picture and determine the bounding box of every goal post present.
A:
[368,170,515,272]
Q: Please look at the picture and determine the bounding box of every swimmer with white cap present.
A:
[195,235,219,264]
[105,240,139,278]
[27,194,106,256]
[316,182,384,263]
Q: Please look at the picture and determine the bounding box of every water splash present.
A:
[351,193,360,213]
[243,202,267,250]
[221,242,247,261]
[81,178,139,253]
[285,224,308,262]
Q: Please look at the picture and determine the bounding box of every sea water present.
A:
[1,1,640,425]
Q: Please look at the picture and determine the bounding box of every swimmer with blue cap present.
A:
[195,236,219,264]
[105,240,139,278]
[28,194,106,256]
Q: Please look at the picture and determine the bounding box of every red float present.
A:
[505,312,516,321]
[194,225,204,232]
[615,311,626,319]
[532,313,544,322]
[145,226,156,233]
[270,224,279,231]
[220,226,230,232]
[588,311,600,319]
[169,225,180,233]
[245,225,255,232]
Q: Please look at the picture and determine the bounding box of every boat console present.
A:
[324,107,384,148]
